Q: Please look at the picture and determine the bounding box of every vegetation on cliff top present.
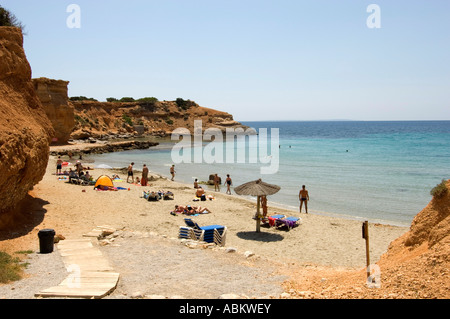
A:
[430,179,448,199]
[0,6,25,31]
[71,96,198,111]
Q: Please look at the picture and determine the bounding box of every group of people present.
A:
[212,174,233,194]
[193,174,233,195]
[66,159,310,215]
[127,162,175,186]
[127,162,150,186]
[57,156,94,185]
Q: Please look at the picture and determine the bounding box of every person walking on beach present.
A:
[170,165,175,181]
[141,164,149,186]
[224,174,232,195]
[299,185,309,213]
[127,162,134,183]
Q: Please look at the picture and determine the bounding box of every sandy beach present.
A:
[0,149,409,299]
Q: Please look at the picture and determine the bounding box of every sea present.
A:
[86,121,450,227]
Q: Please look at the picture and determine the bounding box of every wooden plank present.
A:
[77,271,120,278]
[59,273,119,285]
[57,241,93,250]
[59,249,103,257]
[36,234,120,299]
[58,282,118,289]
[36,286,115,299]
[83,230,103,238]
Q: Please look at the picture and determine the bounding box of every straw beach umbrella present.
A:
[234,179,281,232]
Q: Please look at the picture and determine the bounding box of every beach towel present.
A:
[277,217,300,229]
[268,215,285,227]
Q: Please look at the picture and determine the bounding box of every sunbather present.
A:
[172,205,211,215]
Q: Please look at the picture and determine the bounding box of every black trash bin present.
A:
[38,229,55,254]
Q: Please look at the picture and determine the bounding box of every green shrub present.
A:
[106,97,119,102]
[70,96,98,102]
[430,179,448,198]
[122,114,133,126]
[0,6,25,31]
[137,97,158,104]
[175,98,196,110]
[120,97,135,102]
[0,251,26,283]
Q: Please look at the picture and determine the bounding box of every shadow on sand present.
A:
[236,230,284,243]
[0,194,49,241]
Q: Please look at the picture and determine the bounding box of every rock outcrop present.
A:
[32,77,75,145]
[286,180,450,299]
[370,180,450,297]
[0,27,54,227]
[29,78,247,143]
[69,100,248,140]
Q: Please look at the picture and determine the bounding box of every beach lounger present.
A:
[266,214,286,227]
[275,216,301,230]
[144,192,160,201]
[179,226,204,241]
[182,218,227,245]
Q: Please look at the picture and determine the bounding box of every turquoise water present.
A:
[88,121,450,226]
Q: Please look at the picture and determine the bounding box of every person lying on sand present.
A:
[172,205,211,215]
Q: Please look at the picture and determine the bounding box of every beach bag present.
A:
[201,194,206,201]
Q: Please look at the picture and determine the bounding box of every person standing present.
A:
[141,164,149,186]
[75,160,83,176]
[224,174,232,195]
[299,185,310,213]
[56,156,63,175]
[260,195,268,218]
[213,174,220,192]
[127,162,134,183]
[170,165,175,181]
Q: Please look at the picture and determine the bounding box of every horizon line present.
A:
[238,119,450,122]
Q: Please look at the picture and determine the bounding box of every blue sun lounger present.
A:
[180,218,227,245]
[275,216,301,230]
[265,214,286,227]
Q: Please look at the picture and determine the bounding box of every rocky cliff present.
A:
[69,99,247,141]
[375,179,450,297]
[0,27,54,228]
[32,77,75,145]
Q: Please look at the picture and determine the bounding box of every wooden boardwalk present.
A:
[35,238,120,299]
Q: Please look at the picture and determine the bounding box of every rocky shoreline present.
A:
[49,140,159,156]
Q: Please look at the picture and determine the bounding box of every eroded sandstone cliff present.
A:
[32,77,74,145]
[0,27,54,227]
[70,99,247,140]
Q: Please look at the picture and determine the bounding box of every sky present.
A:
[1,0,449,121]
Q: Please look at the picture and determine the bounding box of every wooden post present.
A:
[256,196,261,232]
[362,221,370,278]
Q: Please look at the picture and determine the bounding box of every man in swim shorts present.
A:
[299,185,309,214]
[170,165,175,181]
[56,156,63,175]
[127,162,134,183]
